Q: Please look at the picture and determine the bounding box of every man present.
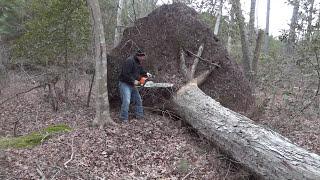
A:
[118,49,151,122]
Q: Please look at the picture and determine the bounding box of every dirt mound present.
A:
[108,3,254,113]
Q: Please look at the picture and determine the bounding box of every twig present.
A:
[96,176,106,180]
[19,63,36,84]
[41,132,50,143]
[185,49,221,68]
[144,106,182,121]
[181,167,196,180]
[121,39,139,50]
[86,73,95,107]
[223,161,232,180]
[35,104,41,131]
[50,166,62,180]
[64,136,75,168]
[13,120,19,137]
[36,164,46,180]
[127,14,135,23]
[0,85,43,106]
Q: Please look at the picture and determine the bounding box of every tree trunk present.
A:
[287,0,299,53]
[173,82,320,179]
[248,0,256,52]
[231,0,251,80]
[264,0,270,55]
[251,29,264,89]
[64,38,69,99]
[114,0,124,47]
[141,0,157,17]
[213,0,223,36]
[306,0,315,42]
[227,6,235,53]
[171,40,320,178]
[87,0,114,127]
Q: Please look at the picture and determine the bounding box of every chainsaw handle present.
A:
[139,77,148,86]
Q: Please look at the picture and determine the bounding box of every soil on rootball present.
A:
[107,3,254,113]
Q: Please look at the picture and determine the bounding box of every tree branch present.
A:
[191,69,214,86]
[64,136,75,168]
[179,48,191,81]
[0,85,43,106]
[185,49,221,68]
[36,163,46,180]
[190,43,204,79]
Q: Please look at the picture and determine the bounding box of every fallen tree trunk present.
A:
[173,81,320,179]
[107,4,320,178]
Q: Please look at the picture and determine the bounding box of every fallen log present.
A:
[173,77,320,179]
[107,4,320,178]
[167,43,320,179]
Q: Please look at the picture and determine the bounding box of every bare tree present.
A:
[306,0,315,41]
[227,6,235,53]
[114,0,124,47]
[248,0,256,49]
[264,0,270,54]
[87,0,114,127]
[213,0,224,35]
[251,30,264,88]
[231,0,251,79]
[287,0,300,53]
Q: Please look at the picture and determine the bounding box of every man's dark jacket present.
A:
[119,55,147,86]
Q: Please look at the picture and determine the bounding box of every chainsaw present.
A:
[136,75,173,88]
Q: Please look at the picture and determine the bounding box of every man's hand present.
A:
[134,80,140,86]
[146,72,153,78]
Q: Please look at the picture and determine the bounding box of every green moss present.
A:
[0,124,71,149]
[43,124,72,133]
[177,159,190,173]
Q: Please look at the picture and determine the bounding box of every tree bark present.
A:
[173,82,320,179]
[114,0,124,47]
[287,0,299,53]
[87,0,114,127]
[248,0,256,52]
[264,0,270,55]
[213,0,223,36]
[251,29,264,89]
[172,41,320,178]
[306,0,315,42]
[227,6,235,53]
[231,0,251,80]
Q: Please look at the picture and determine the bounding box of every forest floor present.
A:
[0,71,250,180]
[1,71,320,179]
[256,91,320,154]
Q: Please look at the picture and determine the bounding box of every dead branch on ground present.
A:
[64,136,75,168]
[0,85,43,106]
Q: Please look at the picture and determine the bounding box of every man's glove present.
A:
[146,72,153,78]
[134,80,140,86]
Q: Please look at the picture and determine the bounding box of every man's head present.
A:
[135,49,146,61]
